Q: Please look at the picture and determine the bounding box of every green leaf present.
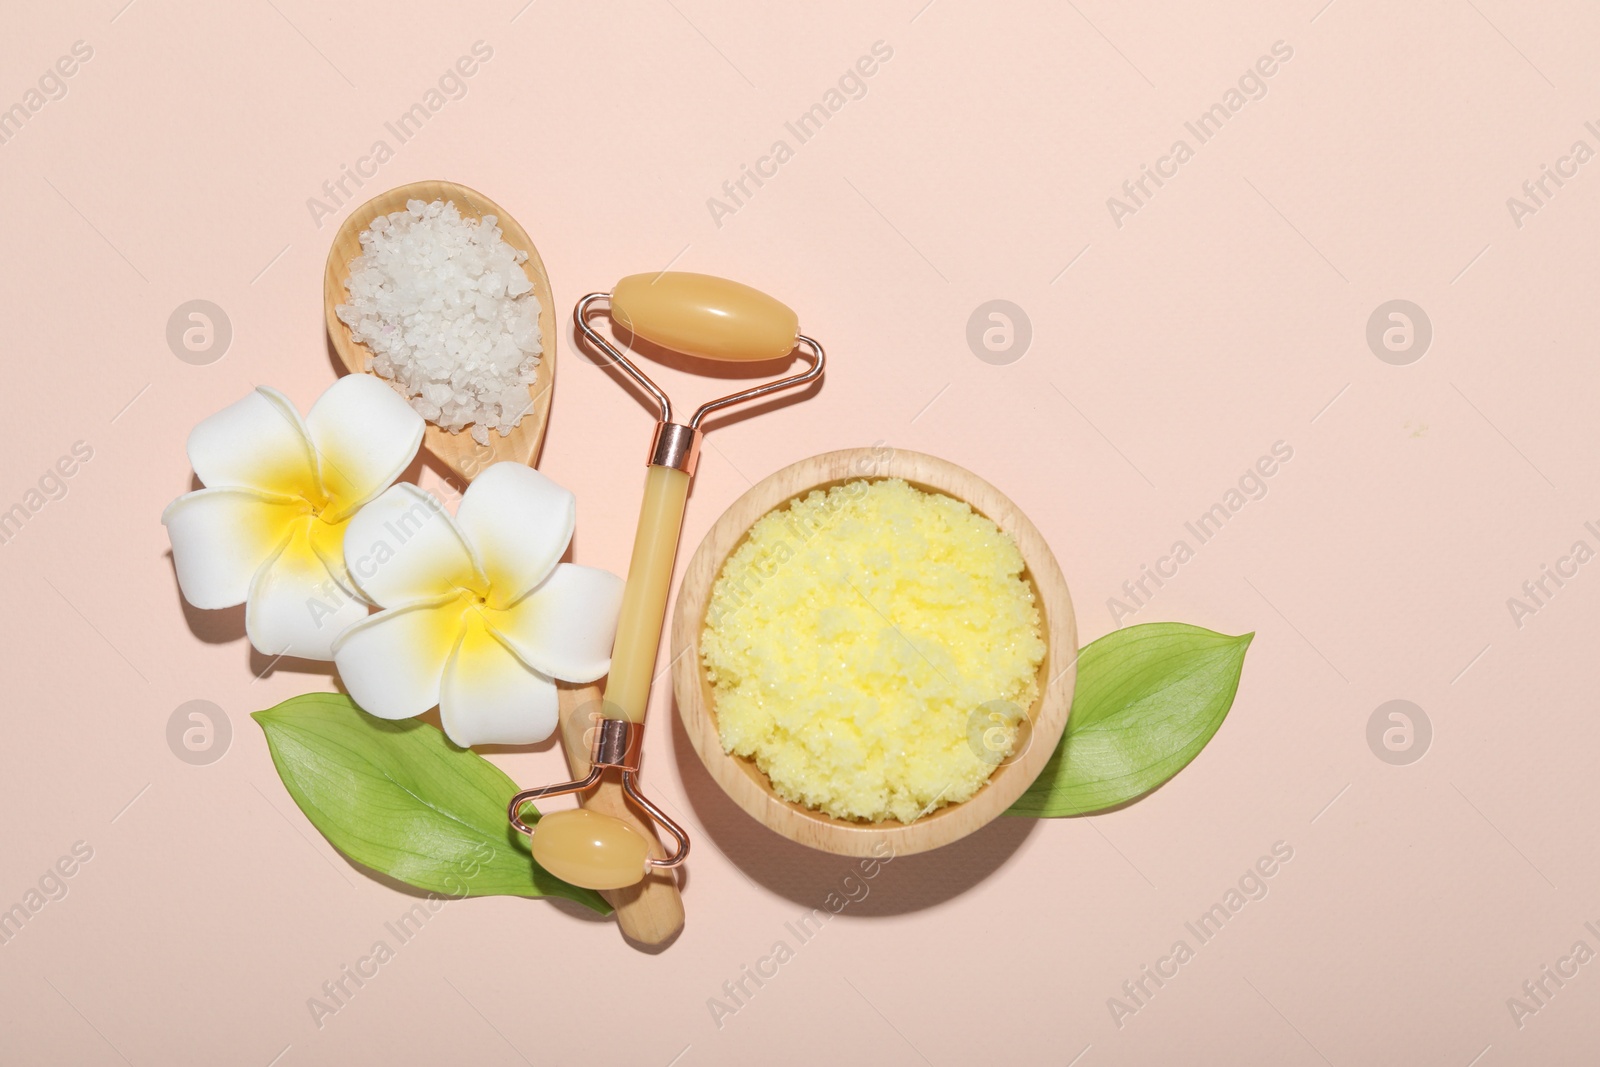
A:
[252,693,610,914]
[1009,623,1253,818]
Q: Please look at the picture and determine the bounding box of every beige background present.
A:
[3,0,1597,1063]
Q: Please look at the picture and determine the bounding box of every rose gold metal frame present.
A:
[506,291,825,877]
[507,718,690,871]
[574,292,825,475]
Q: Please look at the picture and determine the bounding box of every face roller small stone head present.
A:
[508,273,825,891]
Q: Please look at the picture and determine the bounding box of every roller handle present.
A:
[602,464,691,723]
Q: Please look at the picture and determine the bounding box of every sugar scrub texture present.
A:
[336,199,542,446]
[701,478,1047,823]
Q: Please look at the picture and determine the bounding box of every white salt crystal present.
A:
[335,199,543,442]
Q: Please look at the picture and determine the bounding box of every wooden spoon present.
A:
[323,180,684,946]
[323,179,556,481]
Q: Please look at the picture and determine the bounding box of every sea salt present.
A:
[335,199,543,446]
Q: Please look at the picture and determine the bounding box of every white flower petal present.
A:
[332,593,469,720]
[307,375,425,522]
[305,514,366,604]
[187,386,321,500]
[489,564,623,683]
[439,613,560,746]
[343,484,485,608]
[455,463,575,607]
[245,518,369,660]
[162,487,308,609]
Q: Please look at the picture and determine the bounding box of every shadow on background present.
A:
[167,549,338,683]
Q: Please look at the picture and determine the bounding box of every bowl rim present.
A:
[671,447,1077,857]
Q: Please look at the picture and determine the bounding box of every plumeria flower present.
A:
[333,463,623,748]
[163,376,424,660]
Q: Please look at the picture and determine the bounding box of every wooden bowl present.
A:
[323,180,557,481]
[671,448,1076,857]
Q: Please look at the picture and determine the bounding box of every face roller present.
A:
[507,272,825,891]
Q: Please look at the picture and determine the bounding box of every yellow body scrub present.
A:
[701,478,1046,823]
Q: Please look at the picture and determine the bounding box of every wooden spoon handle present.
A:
[557,683,685,945]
